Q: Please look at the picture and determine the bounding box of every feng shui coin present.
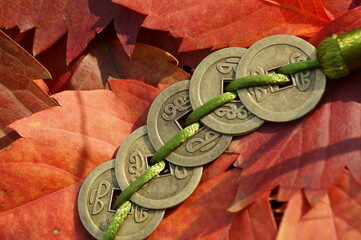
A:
[236,35,326,122]
[147,80,232,167]
[190,47,264,135]
[77,160,165,240]
[114,126,202,209]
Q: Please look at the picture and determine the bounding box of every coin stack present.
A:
[78,34,326,239]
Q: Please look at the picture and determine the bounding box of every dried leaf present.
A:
[1,82,158,212]
[309,6,361,45]
[0,0,145,63]
[277,170,361,240]
[228,72,361,212]
[148,169,277,240]
[113,0,330,52]
[321,0,360,19]
[0,183,92,239]
[0,30,56,137]
[51,42,189,92]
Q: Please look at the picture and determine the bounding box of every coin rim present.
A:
[189,47,264,135]
[236,34,327,122]
[147,80,232,166]
[77,160,165,240]
[115,126,203,209]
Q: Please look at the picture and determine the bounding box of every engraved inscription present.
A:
[186,130,220,153]
[248,86,267,102]
[295,71,311,91]
[290,52,306,63]
[214,103,248,120]
[174,165,188,179]
[129,205,148,223]
[89,180,111,215]
[128,151,147,183]
[251,66,265,75]
[216,58,239,74]
[162,95,191,121]
[248,66,267,102]
[290,53,311,91]
[248,51,311,100]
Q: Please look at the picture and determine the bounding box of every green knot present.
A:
[317,35,349,79]
[317,27,361,79]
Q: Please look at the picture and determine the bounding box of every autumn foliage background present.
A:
[0,0,361,239]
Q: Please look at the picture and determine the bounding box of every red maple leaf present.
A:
[113,0,331,52]
[0,0,145,63]
[50,41,190,92]
[0,31,56,139]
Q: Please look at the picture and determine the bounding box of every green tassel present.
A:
[317,35,350,79]
[317,27,361,79]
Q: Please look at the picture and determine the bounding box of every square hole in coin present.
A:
[174,109,205,134]
[175,109,192,130]
[109,188,122,212]
[222,78,240,101]
[145,156,173,177]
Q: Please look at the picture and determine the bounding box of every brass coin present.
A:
[236,35,326,122]
[147,80,232,167]
[77,160,165,240]
[190,47,264,135]
[115,126,203,209]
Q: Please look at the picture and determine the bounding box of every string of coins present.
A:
[77,27,361,240]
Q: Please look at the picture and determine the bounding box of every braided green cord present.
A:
[103,201,131,240]
[184,92,238,126]
[277,59,321,75]
[149,122,201,165]
[225,74,289,91]
[185,74,289,126]
[113,161,166,209]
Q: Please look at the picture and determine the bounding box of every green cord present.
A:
[225,74,290,91]
[149,122,201,165]
[277,59,321,75]
[103,201,131,240]
[184,92,238,126]
[185,74,289,126]
[113,161,166,209]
